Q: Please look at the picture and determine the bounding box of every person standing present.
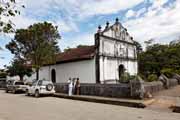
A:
[68,78,73,96]
[72,78,76,95]
[75,78,80,95]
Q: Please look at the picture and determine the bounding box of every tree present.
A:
[6,58,33,81]
[0,69,7,78]
[138,44,169,78]
[0,0,24,33]
[144,38,154,50]
[134,41,143,54]
[138,39,180,80]
[6,22,61,80]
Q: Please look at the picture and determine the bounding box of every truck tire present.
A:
[35,90,40,98]
[46,84,53,91]
[5,89,8,93]
[12,89,16,94]
[26,89,30,96]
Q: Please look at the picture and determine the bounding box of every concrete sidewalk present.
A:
[54,93,155,108]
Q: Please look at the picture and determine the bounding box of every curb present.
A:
[54,93,146,108]
[172,104,180,113]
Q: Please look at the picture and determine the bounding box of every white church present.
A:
[9,18,138,84]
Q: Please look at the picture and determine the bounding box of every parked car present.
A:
[24,79,37,86]
[6,80,27,93]
[26,79,55,97]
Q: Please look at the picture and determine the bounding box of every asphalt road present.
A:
[0,90,180,120]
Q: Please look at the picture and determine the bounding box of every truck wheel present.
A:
[35,90,40,98]
[12,89,16,94]
[26,89,30,96]
[46,84,53,91]
[5,89,8,93]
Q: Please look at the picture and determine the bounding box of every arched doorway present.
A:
[51,69,56,83]
[118,64,125,81]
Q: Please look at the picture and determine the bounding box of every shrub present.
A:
[119,72,137,83]
[161,68,174,78]
[0,72,7,78]
[138,73,146,80]
[147,74,158,82]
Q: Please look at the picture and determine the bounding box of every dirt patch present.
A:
[145,85,180,113]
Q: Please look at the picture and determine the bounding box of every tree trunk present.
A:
[36,68,39,80]
[19,75,24,81]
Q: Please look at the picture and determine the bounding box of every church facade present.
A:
[25,18,138,84]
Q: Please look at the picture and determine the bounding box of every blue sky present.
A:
[0,0,180,68]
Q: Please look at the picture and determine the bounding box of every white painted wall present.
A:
[7,59,96,83]
[39,66,51,80]
[99,36,136,59]
[99,57,138,83]
[98,22,138,83]
[36,58,96,83]
[6,76,19,81]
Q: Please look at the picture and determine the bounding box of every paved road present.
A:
[0,90,180,120]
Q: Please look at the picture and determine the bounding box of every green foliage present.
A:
[119,72,137,82]
[64,45,91,52]
[77,45,91,48]
[161,68,174,78]
[139,37,180,80]
[64,46,72,52]
[134,41,143,54]
[147,74,158,82]
[0,71,7,78]
[137,73,146,80]
[0,0,23,33]
[6,22,61,80]
[6,58,33,81]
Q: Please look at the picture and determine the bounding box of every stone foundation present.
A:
[54,74,180,99]
[54,83,130,98]
[0,78,6,88]
[169,79,179,87]
[144,81,164,94]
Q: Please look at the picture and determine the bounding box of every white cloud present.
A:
[22,0,144,20]
[126,10,136,18]
[136,8,147,17]
[59,33,95,51]
[79,0,144,17]
[124,0,180,46]
[12,16,39,29]
[3,0,144,36]
[151,0,169,9]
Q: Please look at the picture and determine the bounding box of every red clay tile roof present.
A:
[56,45,96,63]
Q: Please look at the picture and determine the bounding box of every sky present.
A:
[0,0,180,68]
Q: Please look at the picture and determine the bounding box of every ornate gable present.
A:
[99,18,134,44]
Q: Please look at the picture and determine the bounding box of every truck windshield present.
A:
[15,82,24,85]
[42,81,51,85]
[37,80,51,86]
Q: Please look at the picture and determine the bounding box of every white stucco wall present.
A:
[36,58,96,83]
[6,76,19,81]
[99,57,138,83]
[98,22,138,83]
[6,73,36,82]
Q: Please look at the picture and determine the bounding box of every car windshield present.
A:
[32,81,37,86]
[15,82,24,85]
[38,80,52,86]
[42,81,52,85]
[7,80,14,85]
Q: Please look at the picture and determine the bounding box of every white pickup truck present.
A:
[26,79,55,97]
[6,80,27,93]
